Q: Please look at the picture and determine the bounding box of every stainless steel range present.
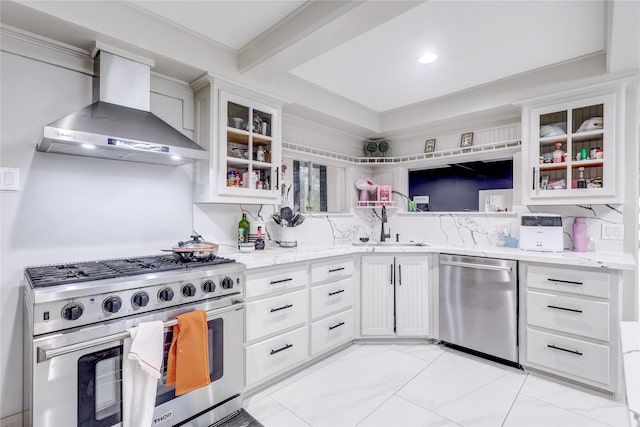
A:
[23,254,246,427]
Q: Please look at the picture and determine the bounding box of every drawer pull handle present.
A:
[329,322,345,331]
[547,344,583,356]
[270,304,293,313]
[328,289,345,296]
[270,343,293,355]
[547,278,583,286]
[270,278,293,285]
[547,305,583,314]
[328,267,345,273]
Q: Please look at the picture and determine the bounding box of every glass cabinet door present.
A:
[529,92,615,203]
[218,91,280,202]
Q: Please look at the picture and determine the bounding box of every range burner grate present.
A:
[25,255,236,288]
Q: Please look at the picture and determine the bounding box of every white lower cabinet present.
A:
[309,256,356,356]
[245,326,309,386]
[526,328,610,385]
[310,278,354,319]
[526,290,610,341]
[244,263,310,388]
[521,262,620,393]
[361,255,429,337]
[245,289,307,342]
[243,256,356,390]
[311,310,354,356]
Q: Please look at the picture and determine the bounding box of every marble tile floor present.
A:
[244,343,630,427]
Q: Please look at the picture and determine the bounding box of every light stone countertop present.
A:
[217,242,636,270]
[621,321,640,427]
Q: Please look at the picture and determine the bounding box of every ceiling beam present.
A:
[606,0,640,73]
[238,0,423,76]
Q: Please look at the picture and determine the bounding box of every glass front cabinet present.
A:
[522,90,623,205]
[192,76,282,204]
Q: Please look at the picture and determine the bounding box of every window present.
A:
[408,159,513,212]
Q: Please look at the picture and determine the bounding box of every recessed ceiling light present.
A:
[81,144,96,149]
[171,155,182,161]
[418,53,438,64]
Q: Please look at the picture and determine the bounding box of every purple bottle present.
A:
[573,217,588,252]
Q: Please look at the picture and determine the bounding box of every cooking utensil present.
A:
[272,213,282,224]
[164,232,218,261]
[291,213,305,226]
[280,207,293,222]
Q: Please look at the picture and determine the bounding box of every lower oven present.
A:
[27,301,244,427]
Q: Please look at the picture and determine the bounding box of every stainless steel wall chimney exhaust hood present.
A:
[38,48,207,166]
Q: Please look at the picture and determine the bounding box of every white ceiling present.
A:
[127,0,606,112]
[290,1,605,112]
[129,1,305,51]
[1,0,624,133]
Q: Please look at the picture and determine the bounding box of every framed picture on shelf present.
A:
[460,132,473,147]
[425,139,436,153]
[376,185,392,206]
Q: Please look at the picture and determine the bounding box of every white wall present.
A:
[0,52,195,419]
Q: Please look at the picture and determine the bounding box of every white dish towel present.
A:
[123,320,164,427]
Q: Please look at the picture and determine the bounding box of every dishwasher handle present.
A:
[440,260,512,272]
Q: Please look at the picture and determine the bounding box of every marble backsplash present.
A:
[193,203,625,254]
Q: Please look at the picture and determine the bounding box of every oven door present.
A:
[31,303,244,427]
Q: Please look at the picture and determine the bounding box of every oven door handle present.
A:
[37,302,244,363]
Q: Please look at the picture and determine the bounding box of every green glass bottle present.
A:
[238,211,250,248]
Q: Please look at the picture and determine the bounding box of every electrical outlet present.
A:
[0,167,20,191]
[601,223,624,240]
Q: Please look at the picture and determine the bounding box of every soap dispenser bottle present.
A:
[572,217,588,252]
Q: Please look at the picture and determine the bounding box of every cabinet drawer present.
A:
[245,326,308,386]
[311,310,354,356]
[310,258,354,284]
[527,290,610,341]
[526,264,610,299]
[311,278,354,320]
[245,264,308,299]
[246,289,307,342]
[526,328,610,385]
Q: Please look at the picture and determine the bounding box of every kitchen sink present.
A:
[352,241,429,247]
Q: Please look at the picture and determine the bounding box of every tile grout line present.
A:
[515,391,626,427]
[250,395,314,427]
[395,395,464,427]
[353,349,449,427]
[500,371,529,427]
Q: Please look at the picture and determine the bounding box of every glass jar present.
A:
[552,142,564,163]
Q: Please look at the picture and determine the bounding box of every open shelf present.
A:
[539,162,568,171]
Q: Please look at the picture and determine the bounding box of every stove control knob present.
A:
[132,291,150,308]
[158,287,174,302]
[103,297,122,314]
[61,302,84,321]
[182,283,197,297]
[201,280,216,293]
[221,277,234,290]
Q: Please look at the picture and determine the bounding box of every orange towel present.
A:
[166,310,210,396]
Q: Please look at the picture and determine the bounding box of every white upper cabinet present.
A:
[521,85,626,205]
[192,76,282,204]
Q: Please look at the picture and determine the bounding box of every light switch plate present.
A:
[601,223,624,240]
[0,167,20,191]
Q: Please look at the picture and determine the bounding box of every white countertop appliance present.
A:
[519,213,563,252]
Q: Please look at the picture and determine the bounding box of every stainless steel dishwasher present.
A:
[439,254,518,364]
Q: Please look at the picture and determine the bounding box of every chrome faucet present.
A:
[380,205,390,242]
